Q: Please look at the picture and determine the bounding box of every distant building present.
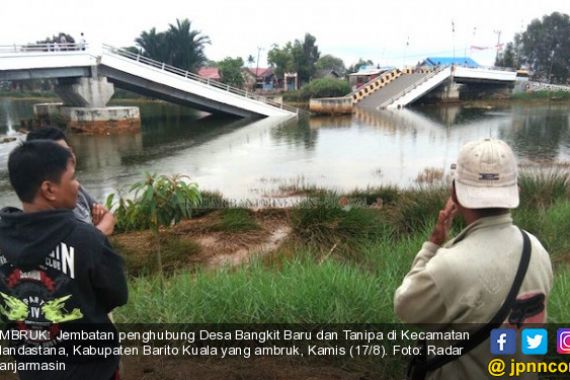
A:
[348,66,390,89]
[244,68,277,90]
[198,67,221,81]
[314,69,342,80]
[284,72,298,91]
[420,57,480,68]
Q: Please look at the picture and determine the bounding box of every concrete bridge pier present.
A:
[35,76,140,134]
[433,81,461,103]
[55,76,115,107]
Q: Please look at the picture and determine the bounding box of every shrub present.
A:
[283,78,350,102]
[107,173,202,232]
[192,190,230,217]
[346,186,401,207]
[291,194,392,257]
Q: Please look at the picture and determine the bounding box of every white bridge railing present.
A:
[101,44,298,115]
[382,66,449,109]
[0,43,299,116]
[0,43,88,53]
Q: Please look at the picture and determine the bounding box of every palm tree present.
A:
[135,28,168,62]
[165,18,211,73]
[247,54,255,68]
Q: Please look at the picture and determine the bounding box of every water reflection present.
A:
[271,117,317,150]
[502,105,570,161]
[0,98,569,206]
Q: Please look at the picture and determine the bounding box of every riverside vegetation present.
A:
[107,169,570,324]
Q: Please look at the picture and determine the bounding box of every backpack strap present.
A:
[412,228,532,375]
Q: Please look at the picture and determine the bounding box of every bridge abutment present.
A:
[36,76,141,133]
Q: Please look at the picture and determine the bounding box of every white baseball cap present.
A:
[453,138,519,209]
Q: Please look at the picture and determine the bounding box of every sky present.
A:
[1,0,568,68]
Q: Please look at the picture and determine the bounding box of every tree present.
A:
[106,173,201,281]
[291,33,320,84]
[135,27,168,62]
[315,54,346,75]
[218,57,245,88]
[135,19,210,73]
[37,33,75,45]
[348,58,374,73]
[247,54,255,67]
[495,42,518,69]
[123,46,142,55]
[267,42,294,79]
[515,12,570,83]
[166,18,210,72]
[267,33,320,85]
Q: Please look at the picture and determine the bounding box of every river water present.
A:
[1,98,569,207]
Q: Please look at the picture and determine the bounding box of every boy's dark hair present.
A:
[26,127,69,144]
[8,140,73,203]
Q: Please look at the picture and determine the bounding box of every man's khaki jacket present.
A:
[394,213,553,379]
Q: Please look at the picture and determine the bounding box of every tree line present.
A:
[129,19,379,88]
[496,12,570,84]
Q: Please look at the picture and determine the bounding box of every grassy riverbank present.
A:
[114,169,570,323]
[511,89,570,101]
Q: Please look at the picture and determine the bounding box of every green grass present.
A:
[519,170,569,209]
[209,208,260,233]
[115,254,394,323]
[549,267,570,323]
[0,90,57,98]
[511,90,570,101]
[114,169,570,323]
[113,225,438,324]
[291,194,392,257]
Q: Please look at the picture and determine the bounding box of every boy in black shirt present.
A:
[0,140,128,379]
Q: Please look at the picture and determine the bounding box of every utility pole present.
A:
[494,30,502,65]
[254,46,263,91]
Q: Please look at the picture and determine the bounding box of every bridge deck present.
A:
[0,44,297,119]
[357,72,429,110]
[356,66,516,110]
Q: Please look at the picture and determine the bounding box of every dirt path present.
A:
[111,210,293,275]
[204,225,291,268]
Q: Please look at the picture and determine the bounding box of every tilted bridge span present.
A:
[0,44,298,119]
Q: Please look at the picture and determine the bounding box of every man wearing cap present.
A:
[394,139,552,379]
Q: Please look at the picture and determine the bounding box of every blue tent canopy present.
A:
[422,57,479,68]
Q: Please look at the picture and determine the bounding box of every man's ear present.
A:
[40,180,57,201]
